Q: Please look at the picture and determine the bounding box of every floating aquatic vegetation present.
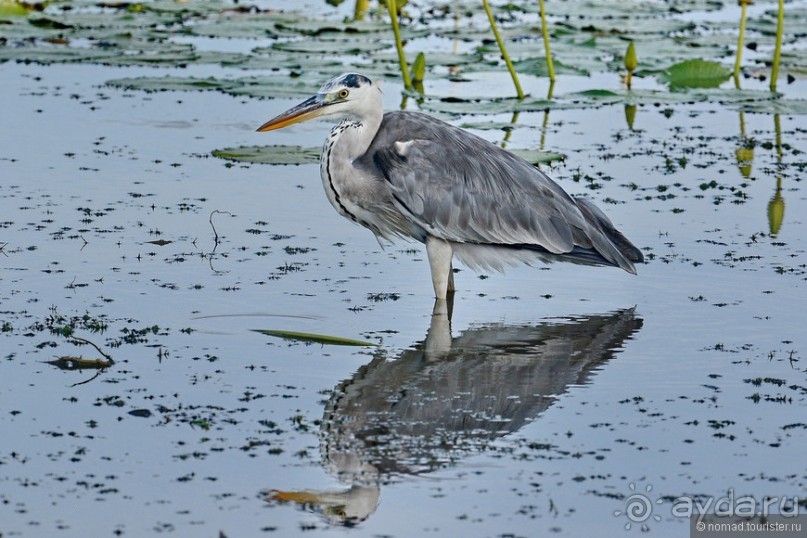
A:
[1,0,800,107]
[211,145,320,165]
[254,330,378,347]
[659,59,732,90]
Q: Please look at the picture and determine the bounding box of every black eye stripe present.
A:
[341,73,370,88]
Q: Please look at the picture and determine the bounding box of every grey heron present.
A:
[257,73,643,299]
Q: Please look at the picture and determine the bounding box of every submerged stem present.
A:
[482,0,525,99]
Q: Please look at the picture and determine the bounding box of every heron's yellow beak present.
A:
[256,94,329,132]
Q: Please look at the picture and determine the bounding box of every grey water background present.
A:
[2,0,807,536]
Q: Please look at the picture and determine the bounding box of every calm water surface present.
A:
[1,8,806,536]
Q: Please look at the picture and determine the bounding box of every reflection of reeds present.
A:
[770,0,784,92]
[768,114,784,235]
[481,0,524,99]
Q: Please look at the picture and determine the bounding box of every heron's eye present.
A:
[338,89,349,99]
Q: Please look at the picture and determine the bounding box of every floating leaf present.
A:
[254,330,378,347]
[510,149,566,165]
[659,59,731,90]
[737,99,807,115]
[272,39,388,55]
[106,76,230,92]
[212,145,320,165]
[513,56,589,77]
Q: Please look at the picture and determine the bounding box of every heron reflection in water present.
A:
[265,306,643,525]
[257,73,644,299]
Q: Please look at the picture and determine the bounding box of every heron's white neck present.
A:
[329,93,383,161]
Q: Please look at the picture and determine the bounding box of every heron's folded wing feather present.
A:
[367,113,585,255]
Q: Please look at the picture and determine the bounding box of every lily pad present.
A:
[271,38,389,55]
[659,59,732,90]
[212,145,321,165]
[106,76,233,93]
[254,329,378,347]
[737,99,807,115]
[105,74,329,99]
[514,56,590,77]
[510,149,566,165]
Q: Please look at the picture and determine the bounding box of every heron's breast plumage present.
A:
[320,119,418,242]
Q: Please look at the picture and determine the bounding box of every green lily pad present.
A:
[514,56,590,77]
[212,145,321,165]
[272,38,389,55]
[105,74,328,99]
[659,59,732,90]
[274,17,395,36]
[106,76,232,92]
[254,329,378,347]
[188,13,282,39]
[510,149,566,165]
[371,51,485,67]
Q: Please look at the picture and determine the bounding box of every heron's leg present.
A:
[425,236,454,300]
[447,264,455,292]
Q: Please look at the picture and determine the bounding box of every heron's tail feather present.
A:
[573,196,644,273]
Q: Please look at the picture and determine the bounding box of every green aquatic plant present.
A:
[481,0,524,99]
[624,42,637,90]
[769,0,784,92]
[354,0,369,20]
[410,51,426,93]
[254,330,378,347]
[211,145,320,165]
[733,0,751,82]
[538,0,555,82]
[660,59,731,90]
[386,0,412,90]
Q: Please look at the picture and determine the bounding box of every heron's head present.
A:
[256,73,381,132]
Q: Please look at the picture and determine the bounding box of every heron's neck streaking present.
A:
[328,92,383,161]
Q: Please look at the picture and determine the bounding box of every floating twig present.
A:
[209,210,232,252]
[69,335,114,362]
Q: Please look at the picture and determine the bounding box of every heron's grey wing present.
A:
[364,113,580,250]
[360,111,637,271]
